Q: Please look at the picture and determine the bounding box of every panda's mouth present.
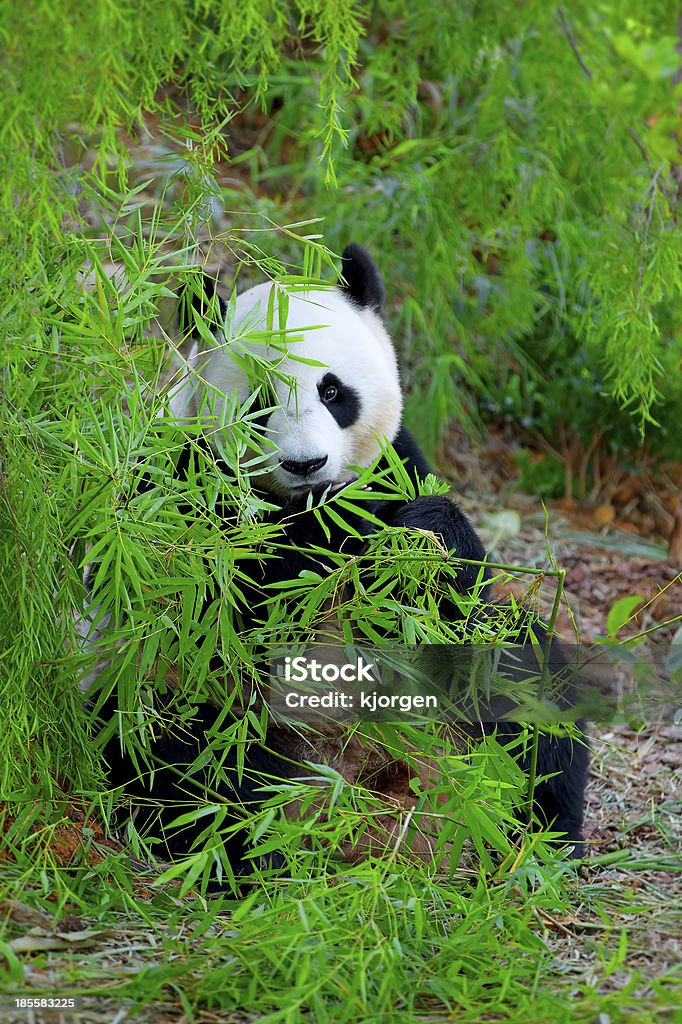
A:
[268,458,359,502]
[285,478,349,499]
[277,472,358,505]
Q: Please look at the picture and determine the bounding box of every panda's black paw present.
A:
[391,495,489,594]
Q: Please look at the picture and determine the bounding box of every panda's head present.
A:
[172,244,402,500]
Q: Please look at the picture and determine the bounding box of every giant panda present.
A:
[93,243,588,878]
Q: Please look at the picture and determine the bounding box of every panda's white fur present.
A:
[170,284,402,498]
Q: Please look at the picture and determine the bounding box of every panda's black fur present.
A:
[95,244,588,876]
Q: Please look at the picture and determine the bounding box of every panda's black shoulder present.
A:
[392,424,434,482]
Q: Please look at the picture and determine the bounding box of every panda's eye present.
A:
[321,383,338,403]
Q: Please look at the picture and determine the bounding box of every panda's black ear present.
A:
[339,243,385,312]
[177,274,227,340]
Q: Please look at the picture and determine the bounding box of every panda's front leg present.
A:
[390,495,490,597]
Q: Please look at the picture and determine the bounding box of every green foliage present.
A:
[605,593,644,639]
[2,1,682,447]
[512,449,569,500]
[1,832,680,1020]
[1,5,680,1015]
[484,297,682,467]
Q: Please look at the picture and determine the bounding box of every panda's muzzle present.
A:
[279,455,328,478]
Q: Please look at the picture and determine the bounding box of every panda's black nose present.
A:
[279,456,328,477]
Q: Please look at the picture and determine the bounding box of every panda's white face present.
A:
[171,282,403,499]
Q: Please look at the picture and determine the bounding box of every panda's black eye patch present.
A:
[318,373,361,429]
